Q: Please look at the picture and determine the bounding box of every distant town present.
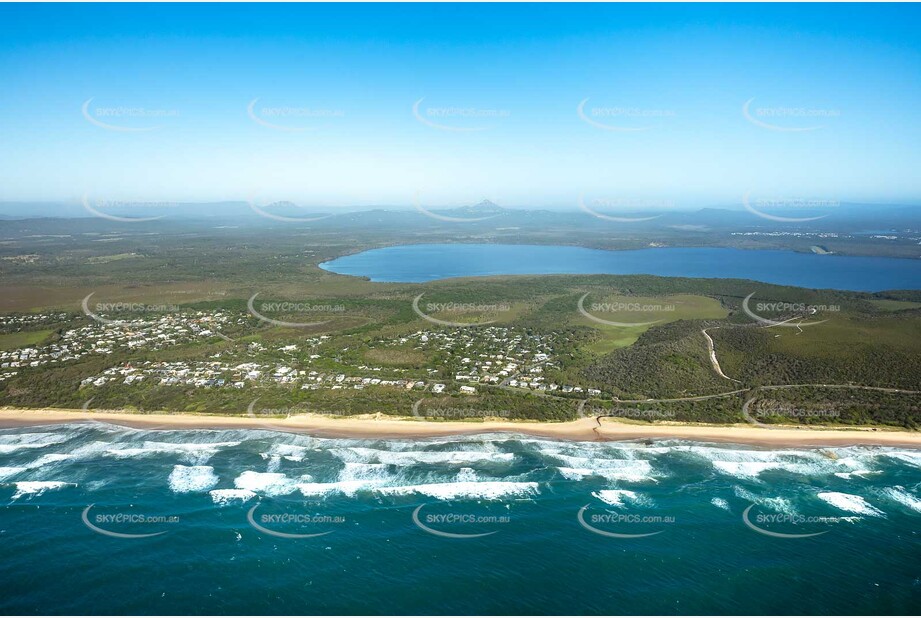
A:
[1,311,604,401]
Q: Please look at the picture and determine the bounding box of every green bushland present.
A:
[1,232,919,428]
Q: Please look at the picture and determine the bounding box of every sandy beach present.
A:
[1,408,919,447]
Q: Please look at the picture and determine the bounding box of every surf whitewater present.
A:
[1,423,919,614]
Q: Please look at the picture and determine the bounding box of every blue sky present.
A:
[0,3,919,210]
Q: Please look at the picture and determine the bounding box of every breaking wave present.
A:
[817,492,885,517]
[169,465,219,493]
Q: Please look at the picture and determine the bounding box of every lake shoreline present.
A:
[2,408,920,448]
[319,244,921,291]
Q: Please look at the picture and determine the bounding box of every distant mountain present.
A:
[430,199,509,217]
[0,199,916,233]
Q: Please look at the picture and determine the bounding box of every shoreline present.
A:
[1,408,920,448]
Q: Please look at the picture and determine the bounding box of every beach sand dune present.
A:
[1,408,919,448]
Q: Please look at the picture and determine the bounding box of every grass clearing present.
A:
[577,294,727,355]
[870,299,921,311]
[0,329,54,350]
[767,314,920,356]
[364,347,429,367]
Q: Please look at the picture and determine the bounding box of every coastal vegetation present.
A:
[1,219,919,428]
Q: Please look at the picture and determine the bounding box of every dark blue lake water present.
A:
[320,244,921,291]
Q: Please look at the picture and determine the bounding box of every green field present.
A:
[869,299,921,311]
[576,293,727,355]
[0,329,53,350]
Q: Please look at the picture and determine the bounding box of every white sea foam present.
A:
[681,444,884,480]
[711,497,730,511]
[293,460,403,498]
[298,480,386,498]
[833,470,881,480]
[169,465,219,493]
[591,489,650,508]
[0,467,26,480]
[106,440,241,464]
[338,462,390,482]
[59,440,113,460]
[331,447,514,466]
[0,446,42,455]
[0,454,73,480]
[233,471,302,496]
[878,487,921,513]
[817,492,885,517]
[733,486,797,516]
[456,467,478,483]
[262,443,309,463]
[0,432,66,445]
[0,432,67,454]
[10,481,73,499]
[711,460,815,479]
[265,455,282,473]
[548,454,655,482]
[32,453,73,466]
[376,481,539,500]
[210,488,257,505]
[880,451,921,469]
[557,467,595,480]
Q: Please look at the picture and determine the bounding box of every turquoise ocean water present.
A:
[1,424,919,615]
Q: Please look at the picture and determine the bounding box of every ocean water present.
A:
[1,424,920,615]
[319,244,921,291]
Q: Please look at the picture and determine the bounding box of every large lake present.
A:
[320,244,921,291]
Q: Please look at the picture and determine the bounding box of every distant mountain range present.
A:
[0,199,917,232]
